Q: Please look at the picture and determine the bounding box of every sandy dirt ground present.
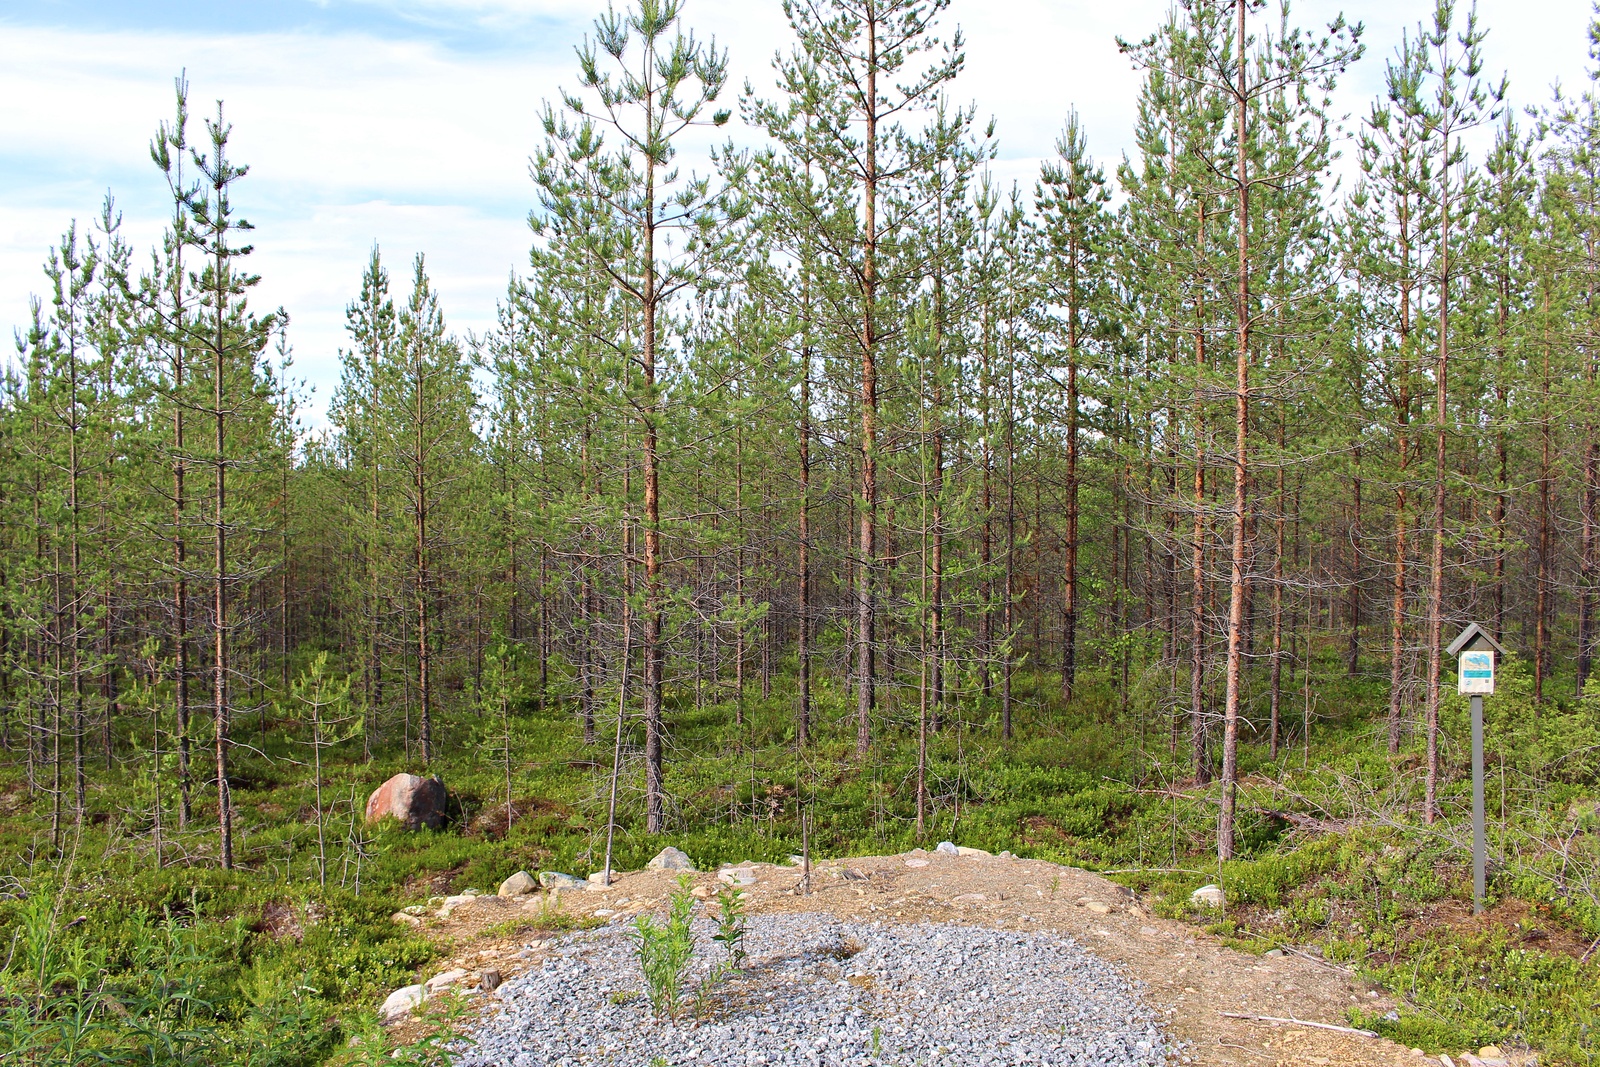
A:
[396,850,1527,1067]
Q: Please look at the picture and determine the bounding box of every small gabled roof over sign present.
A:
[1447,622,1509,659]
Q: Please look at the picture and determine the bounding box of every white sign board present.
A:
[1458,650,1494,695]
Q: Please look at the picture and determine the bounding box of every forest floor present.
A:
[391,849,1517,1067]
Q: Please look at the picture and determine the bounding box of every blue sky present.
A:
[1,0,1593,422]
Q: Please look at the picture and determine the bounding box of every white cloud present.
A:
[1,0,1592,423]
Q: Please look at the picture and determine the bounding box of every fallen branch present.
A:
[1219,1012,1379,1038]
[1256,808,1351,835]
[1278,944,1343,971]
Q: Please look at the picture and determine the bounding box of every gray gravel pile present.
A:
[454,914,1171,1067]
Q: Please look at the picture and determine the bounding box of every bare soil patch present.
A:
[397,850,1523,1066]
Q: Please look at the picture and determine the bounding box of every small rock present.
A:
[1479,1050,1504,1061]
[539,871,586,890]
[1191,884,1226,909]
[587,871,614,886]
[379,983,426,1022]
[998,850,1015,860]
[935,841,960,856]
[1263,948,1284,958]
[593,908,616,917]
[1411,1050,1427,1058]
[788,854,805,866]
[425,968,471,994]
[479,969,502,993]
[1440,1056,1456,1067]
[391,911,422,927]
[498,871,537,897]
[717,867,758,886]
[955,846,992,858]
[952,892,987,903]
[840,868,868,881]
[905,858,930,868]
[1076,898,1112,915]
[401,905,429,916]
[691,885,713,899]
[646,846,696,871]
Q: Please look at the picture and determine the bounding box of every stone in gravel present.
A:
[905,858,930,868]
[539,871,586,890]
[391,911,422,927]
[1263,948,1283,958]
[1078,898,1113,915]
[840,868,868,881]
[953,892,988,903]
[717,867,758,886]
[499,871,537,897]
[438,894,478,918]
[586,871,614,887]
[955,846,992,858]
[379,983,425,1022]
[426,969,472,994]
[935,840,960,855]
[646,846,695,871]
[480,969,502,993]
[1191,884,1226,909]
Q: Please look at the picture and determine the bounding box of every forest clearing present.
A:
[3,0,1600,1063]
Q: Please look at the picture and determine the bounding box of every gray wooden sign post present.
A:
[1446,622,1508,915]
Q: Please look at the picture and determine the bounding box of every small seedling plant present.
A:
[628,875,750,1020]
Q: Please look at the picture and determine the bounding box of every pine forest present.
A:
[5,0,1600,1063]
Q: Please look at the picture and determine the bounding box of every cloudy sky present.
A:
[0,0,1593,419]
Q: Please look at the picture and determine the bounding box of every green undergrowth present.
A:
[2,648,1598,1063]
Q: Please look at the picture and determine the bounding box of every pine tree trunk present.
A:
[1218,0,1251,859]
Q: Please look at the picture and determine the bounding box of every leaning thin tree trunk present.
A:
[213,258,233,871]
[1424,120,1453,827]
[1191,199,1210,786]
[856,13,880,760]
[642,161,666,835]
[797,339,811,747]
[414,346,432,767]
[1061,204,1081,705]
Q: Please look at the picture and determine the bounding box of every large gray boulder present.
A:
[538,871,587,890]
[365,773,448,830]
[379,983,426,1022]
[646,846,696,871]
[498,871,537,897]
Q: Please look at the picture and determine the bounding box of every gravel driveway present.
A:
[453,913,1171,1067]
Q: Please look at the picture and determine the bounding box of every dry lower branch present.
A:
[1218,1012,1379,1038]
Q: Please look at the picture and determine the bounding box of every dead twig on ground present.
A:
[1219,1012,1379,1038]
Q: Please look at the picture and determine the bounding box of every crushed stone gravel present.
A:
[453,912,1173,1067]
